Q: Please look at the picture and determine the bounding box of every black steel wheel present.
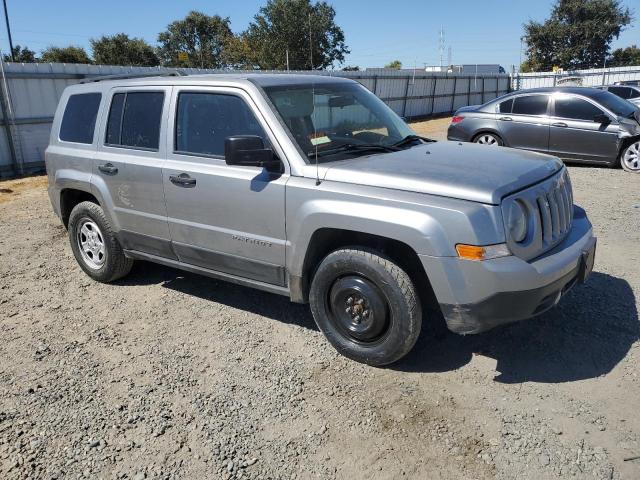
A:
[309,248,422,366]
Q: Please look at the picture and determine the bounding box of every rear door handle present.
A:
[499,116,513,121]
[98,163,118,175]
[169,173,196,188]
[552,122,568,128]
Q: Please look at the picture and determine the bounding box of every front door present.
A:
[548,94,619,163]
[162,87,288,286]
[497,94,550,152]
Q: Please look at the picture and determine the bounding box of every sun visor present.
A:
[271,89,314,118]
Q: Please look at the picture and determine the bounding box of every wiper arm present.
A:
[391,134,436,148]
[308,143,399,159]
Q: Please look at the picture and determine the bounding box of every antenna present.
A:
[312,82,320,185]
[439,27,445,69]
[308,12,314,70]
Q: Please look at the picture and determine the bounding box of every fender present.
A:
[285,178,505,279]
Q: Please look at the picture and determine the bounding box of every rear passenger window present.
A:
[175,92,266,157]
[554,97,603,121]
[59,93,101,144]
[498,98,513,113]
[105,92,164,150]
[512,95,548,116]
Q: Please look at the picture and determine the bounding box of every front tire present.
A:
[620,140,640,173]
[309,248,422,366]
[68,201,133,282]
[473,132,503,146]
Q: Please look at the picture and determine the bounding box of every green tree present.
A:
[41,46,91,64]
[342,65,359,71]
[157,11,234,68]
[243,0,349,70]
[384,60,402,69]
[91,33,159,66]
[608,45,640,67]
[523,0,632,71]
[3,45,37,63]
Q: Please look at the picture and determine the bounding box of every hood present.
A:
[320,142,563,205]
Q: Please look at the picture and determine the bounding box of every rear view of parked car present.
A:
[448,87,640,173]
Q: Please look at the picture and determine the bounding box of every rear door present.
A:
[162,86,288,286]
[93,86,175,258]
[496,94,550,152]
[548,94,619,163]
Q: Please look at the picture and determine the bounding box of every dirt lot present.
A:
[1,120,639,480]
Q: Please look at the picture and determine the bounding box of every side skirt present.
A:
[123,249,291,298]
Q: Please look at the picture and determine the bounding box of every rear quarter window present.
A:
[59,93,102,144]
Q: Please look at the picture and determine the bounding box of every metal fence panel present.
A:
[513,65,640,90]
[0,62,510,177]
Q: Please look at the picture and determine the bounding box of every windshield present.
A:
[593,90,637,118]
[262,82,416,162]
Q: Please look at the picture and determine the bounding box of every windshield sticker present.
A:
[309,134,331,146]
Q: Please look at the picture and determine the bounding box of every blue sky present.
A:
[1,0,638,69]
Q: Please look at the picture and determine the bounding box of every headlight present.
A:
[507,201,528,243]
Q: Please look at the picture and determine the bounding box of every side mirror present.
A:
[225,135,281,171]
[593,113,611,124]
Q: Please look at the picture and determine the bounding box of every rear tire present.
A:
[309,248,422,366]
[68,201,133,282]
[620,140,640,173]
[473,132,503,146]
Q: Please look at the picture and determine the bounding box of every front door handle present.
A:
[552,122,568,128]
[499,116,513,121]
[98,163,118,175]
[169,173,197,188]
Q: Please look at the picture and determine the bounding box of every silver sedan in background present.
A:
[447,87,640,173]
[596,84,640,108]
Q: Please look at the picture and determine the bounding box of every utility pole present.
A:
[2,0,14,62]
[438,27,445,69]
[286,48,289,72]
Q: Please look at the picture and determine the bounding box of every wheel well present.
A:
[299,228,438,309]
[60,189,99,228]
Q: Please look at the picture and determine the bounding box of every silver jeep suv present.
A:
[45,73,596,366]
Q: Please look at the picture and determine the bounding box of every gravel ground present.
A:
[1,122,639,479]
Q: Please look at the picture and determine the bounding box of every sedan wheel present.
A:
[474,133,501,146]
[621,141,640,173]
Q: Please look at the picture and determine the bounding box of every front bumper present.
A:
[420,206,596,334]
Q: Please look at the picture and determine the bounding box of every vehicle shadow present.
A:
[118,264,637,384]
[396,272,639,384]
[118,261,318,331]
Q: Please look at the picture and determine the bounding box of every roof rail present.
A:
[79,70,187,84]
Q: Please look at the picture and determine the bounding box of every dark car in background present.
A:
[596,84,640,107]
[447,87,640,173]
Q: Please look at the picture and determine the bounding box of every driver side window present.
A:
[554,97,604,121]
[175,92,266,158]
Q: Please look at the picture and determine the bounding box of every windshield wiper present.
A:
[391,134,436,148]
[308,143,399,159]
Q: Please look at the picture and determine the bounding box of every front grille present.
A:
[502,168,574,261]
[536,172,573,246]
